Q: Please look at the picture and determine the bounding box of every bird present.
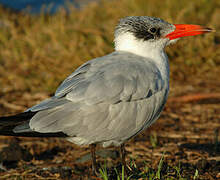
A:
[0,16,212,174]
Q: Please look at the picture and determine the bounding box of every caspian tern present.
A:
[0,16,212,174]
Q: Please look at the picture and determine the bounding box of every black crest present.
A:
[115,16,172,41]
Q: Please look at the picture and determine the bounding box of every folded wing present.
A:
[12,52,166,145]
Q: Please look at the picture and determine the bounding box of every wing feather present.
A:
[17,51,167,146]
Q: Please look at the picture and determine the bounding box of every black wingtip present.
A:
[0,111,68,137]
[0,111,37,126]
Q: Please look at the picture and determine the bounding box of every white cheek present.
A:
[167,38,179,45]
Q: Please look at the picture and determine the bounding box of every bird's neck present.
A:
[114,33,170,82]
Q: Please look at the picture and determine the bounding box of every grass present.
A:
[193,169,199,180]
[0,0,219,97]
[100,165,132,180]
[150,132,158,149]
[155,152,164,179]
[99,154,200,180]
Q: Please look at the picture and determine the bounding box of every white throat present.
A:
[114,33,170,81]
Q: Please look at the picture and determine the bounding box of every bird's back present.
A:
[21,51,169,147]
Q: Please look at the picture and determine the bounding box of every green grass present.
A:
[0,0,219,96]
[100,165,132,180]
[99,154,200,180]
[150,132,158,149]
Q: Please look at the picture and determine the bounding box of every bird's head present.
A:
[114,16,212,57]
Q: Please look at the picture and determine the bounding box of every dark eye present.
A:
[149,28,157,33]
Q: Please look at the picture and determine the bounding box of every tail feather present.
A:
[0,112,67,137]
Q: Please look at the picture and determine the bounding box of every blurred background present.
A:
[0,0,98,14]
[0,0,219,179]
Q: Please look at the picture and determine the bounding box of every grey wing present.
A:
[55,52,164,104]
[17,52,166,145]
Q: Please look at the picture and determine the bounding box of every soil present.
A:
[0,76,219,179]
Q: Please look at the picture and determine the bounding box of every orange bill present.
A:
[166,24,213,40]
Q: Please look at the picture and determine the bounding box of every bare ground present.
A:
[0,72,219,180]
